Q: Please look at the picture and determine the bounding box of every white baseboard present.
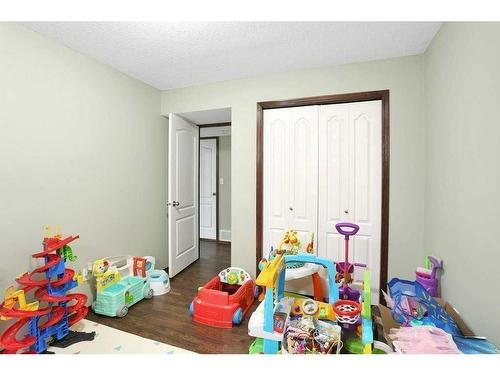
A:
[219,229,231,242]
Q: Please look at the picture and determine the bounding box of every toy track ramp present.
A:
[67,293,88,326]
[0,318,36,354]
[0,303,50,354]
[39,306,65,330]
[31,235,79,258]
[33,289,89,325]
[68,305,88,326]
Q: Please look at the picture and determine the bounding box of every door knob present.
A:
[172,201,180,207]
[289,207,293,211]
[212,192,216,196]
[344,210,349,214]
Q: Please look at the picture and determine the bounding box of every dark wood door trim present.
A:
[256,90,390,295]
[198,122,231,128]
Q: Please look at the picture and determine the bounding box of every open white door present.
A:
[199,138,217,240]
[168,114,199,277]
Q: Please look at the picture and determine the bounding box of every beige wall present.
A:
[0,22,167,315]
[424,22,500,345]
[218,136,231,236]
[162,55,427,280]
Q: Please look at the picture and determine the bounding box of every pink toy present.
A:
[334,222,366,301]
[389,326,461,354]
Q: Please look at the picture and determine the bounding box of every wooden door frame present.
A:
[256,89,390,294]
[198,122,231,128]
[199,136,220,242]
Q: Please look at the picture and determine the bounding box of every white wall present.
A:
[162,55,427,280]
[0,22,167,315]
[424,22,500,345]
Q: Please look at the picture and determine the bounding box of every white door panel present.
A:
[319,103,350,227]
[168,114,199,277]
[288,106,318,240]
[318,100,382,303]
[199,139,217,239]
[325,233,344,261]
[318,103,350,267]
[350,101,382,303]
[263,106,318,257]
[263,109,290,257]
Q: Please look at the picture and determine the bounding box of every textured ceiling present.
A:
[23,22,441,90]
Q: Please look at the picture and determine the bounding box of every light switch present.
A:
[219,178,224,185]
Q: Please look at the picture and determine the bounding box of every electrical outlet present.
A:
[219,178,224,185]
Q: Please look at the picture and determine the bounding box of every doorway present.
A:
[199,124,232,243]
[167,108,232,278]
[199,137,218,240]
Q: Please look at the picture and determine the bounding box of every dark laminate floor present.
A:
[86,240,257,354]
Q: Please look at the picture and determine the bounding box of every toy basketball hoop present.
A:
[333,300,361,325]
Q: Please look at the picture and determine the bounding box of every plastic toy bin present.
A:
[94,276,149,317]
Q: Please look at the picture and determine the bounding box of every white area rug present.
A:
[48,319,194,354]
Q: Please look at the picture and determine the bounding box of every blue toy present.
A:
[388,278,460,335]
[91,257,154,317]
[452,335,499,354]
[248,253,339,354]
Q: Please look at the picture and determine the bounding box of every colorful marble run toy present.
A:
[0,229,95,354]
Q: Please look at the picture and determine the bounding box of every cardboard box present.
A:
[378,298,475,349]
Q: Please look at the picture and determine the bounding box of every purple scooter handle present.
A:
[335,222,360,240]
[427,256,443,279]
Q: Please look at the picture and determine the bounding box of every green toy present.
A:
[249,338,264,354]
[58,245,77,262]
[344,334,387,354]
[249,338,279,354]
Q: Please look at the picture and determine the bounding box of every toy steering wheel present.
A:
[302,299,319,315]
[219,267,251,285]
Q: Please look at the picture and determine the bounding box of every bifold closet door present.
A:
[317,100,382,303]
[263,106,318,257]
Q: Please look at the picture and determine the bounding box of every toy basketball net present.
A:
[333,300,361,325]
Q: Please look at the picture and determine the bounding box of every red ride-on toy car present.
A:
[189,267,258,328]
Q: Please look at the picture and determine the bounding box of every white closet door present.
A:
[318,102,350,261]
[287,106,318,250]
[263,106,318,257]
[318,100,382,303]
[263,108,291,257]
